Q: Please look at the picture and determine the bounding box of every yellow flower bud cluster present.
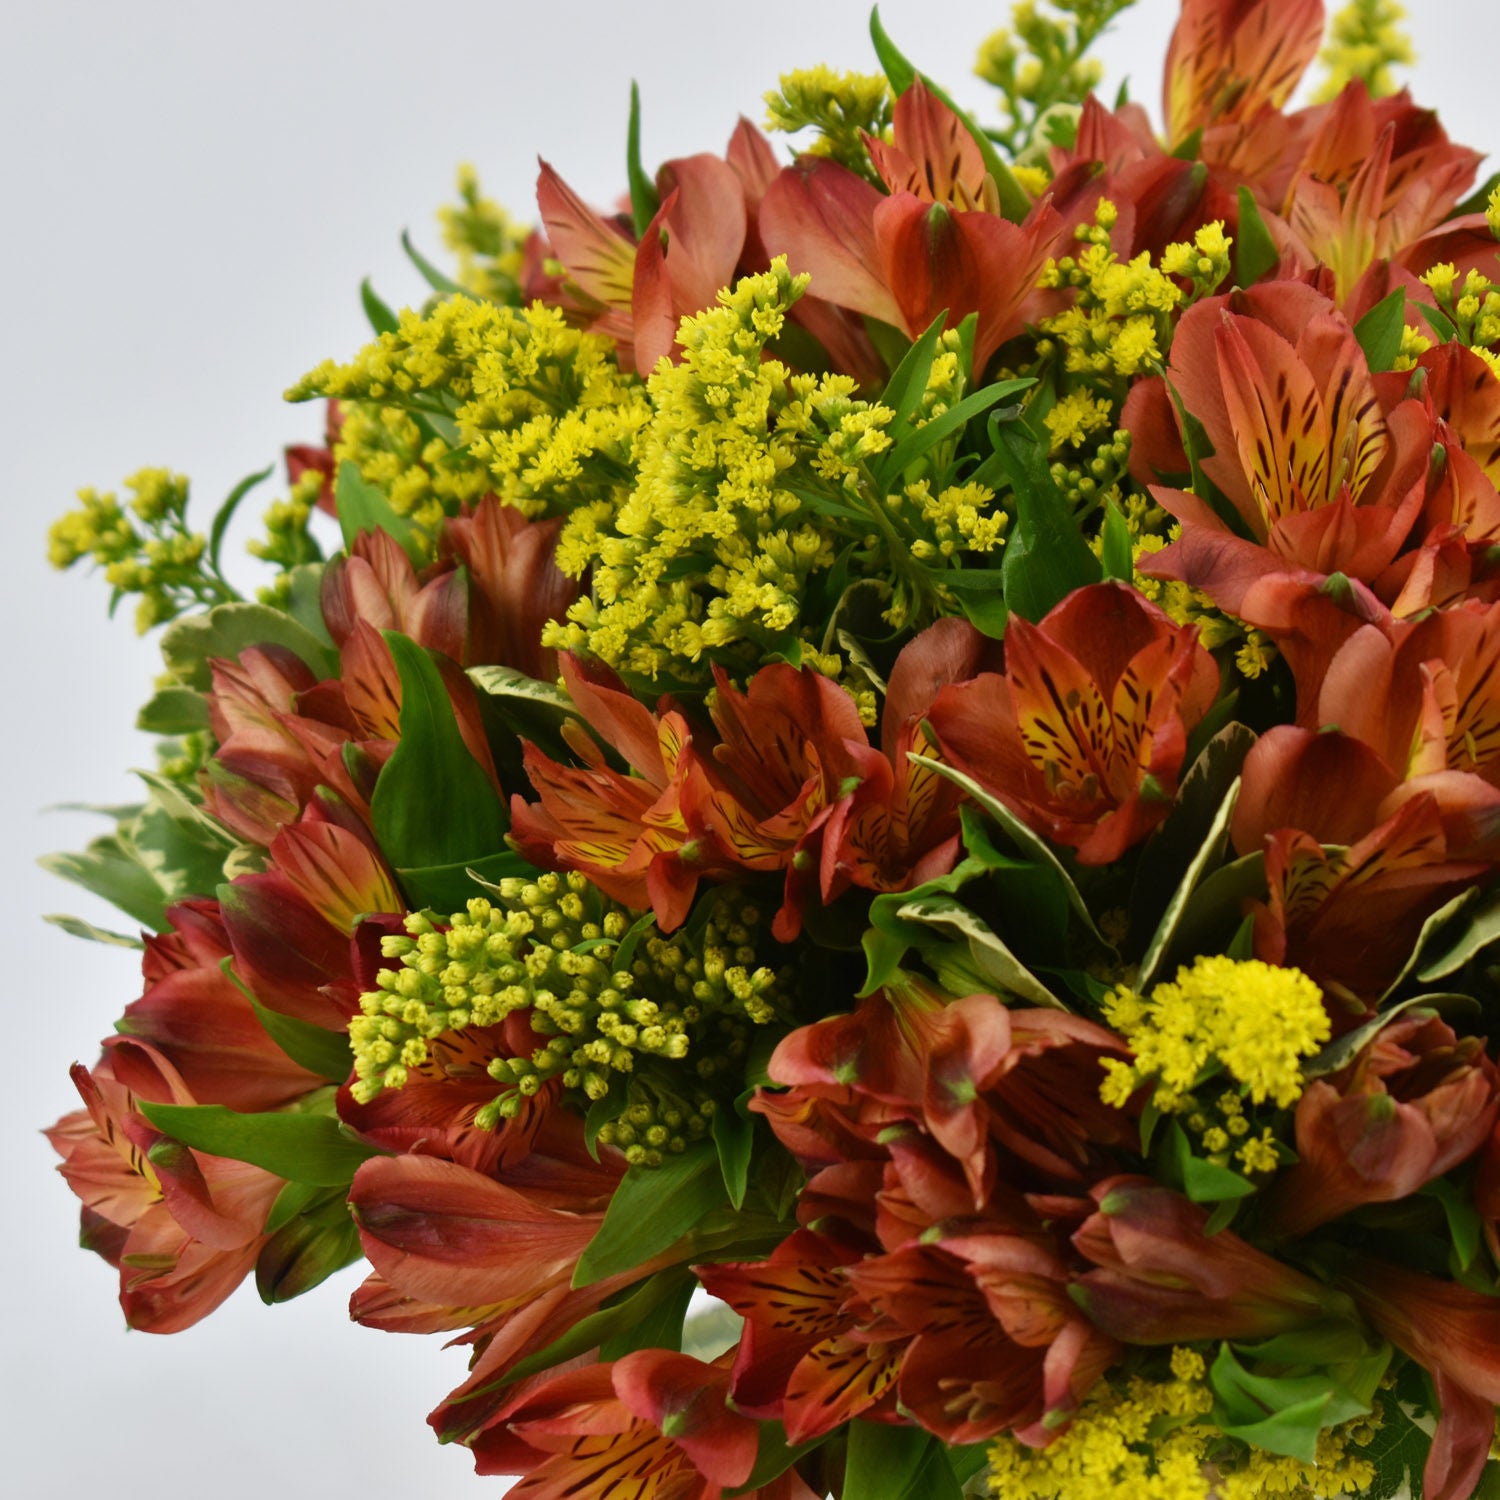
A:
[987,1347,1378,1498]
[1316,0,1415,103]
[289,297,648,542]
[1099,956,1331,1116]
[973,0,1127,155]
[1039,206,1229,382]
[763,67,892,178]
[348,873,785,1157]
[1420,262,1500,378]
[47,468,233,633]
[248,467,325,592]
[544,263,1024,683]
[439,164,531,304]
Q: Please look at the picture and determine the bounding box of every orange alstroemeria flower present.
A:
[759,81,1061,374]
[47,1039,282,1333]
[927,582,1219,864]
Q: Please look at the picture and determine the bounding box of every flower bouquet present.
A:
[42,0,1500,1495]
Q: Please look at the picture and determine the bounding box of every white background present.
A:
[0,1,1490,1493]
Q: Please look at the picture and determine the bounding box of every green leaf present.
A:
[397,850,537,913]
[600,1274,696,1360]
[1136,776,1242,991]
[138,1102,378,1186]
[874,377,1034,491]
[626,82,661,238]
[1423,1176,1484,1271]
[1418,300,1459,343]
[909,754,1107,944]
[1218,1393,1333,1463]
[400,229,473,300]
[1354,288,1407,374]
[371,632,509,876]
[1234,186,1280,287]
[725,1424,823,1497]
[45,912,144,948]
[573,1144,727,1287]
[160,600,334,691]
[1099,498,1133,582]
[208,463,275,575]
[39,836,170,932]
[239,977,353,1083]
[1415,882,1500,982]
[265,1179,322,1234]
[844,1421,940,1500]
[878,310,948,434]
[360,278,399,336]
[255,1191,363,1302]
[136,685,210,735]
[868,8,1031,222]
[283,561,332,645]
[712,1100,755,1210]
[1165,1119,1255,1203]
[335,460,422,564]
[877,889,1066,1008]
[957,588,1009,638]
[992,416,1102,621]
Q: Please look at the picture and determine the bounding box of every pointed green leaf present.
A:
[335,460,423,564]
[136,685,211,735]
[626,82,661,237]
[712,1100,755,1211]
[360,278,400,336]
[138,1101,378,1186]
[878,310,948,433]
[573,1144,727,1287]
[1136,776,1242,991]
[241,982,353,1084]
[1234,186,1279,287]
[39,836,169,932]
[1165,1119,1255,1203]
[991,416,1101,621]
[45,912,144,948]
[845,1421,944,1500]
[207,464,275,575]
[1354,288,1407,374]
[874,377,1034,491]
[371,632,509,876]
[396,849,537,914]
[256,1191,363,1302]
[400,229,473,300]
[600,1274,696,1360]
[1100,498,1133,582]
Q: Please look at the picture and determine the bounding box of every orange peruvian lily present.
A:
[509,654,726,928]
[927,582,1219,864]
[536,143,747,375]
[47,1039,283,1333]
[1284,91,1480,301]
[1163,0,1324,156]
[758,81,1061,374]
[1142,281,1434,611]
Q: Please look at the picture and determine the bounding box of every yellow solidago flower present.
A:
[438,164,531,304]
[987,1347,1378,1498]
[290,297,648,542]
[764,67,892,178]
[1316,0,1415,103]
[1100,956,1331,1113]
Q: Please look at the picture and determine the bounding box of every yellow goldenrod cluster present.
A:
[974,0,1133,155]
[47,468,236,632]
[1488,184,1500,242]
[1315,0,1414,103]
[438,164,532,304]
[248,467,324,593]
[1039,205,1231,382]
[1099,956,1331,1114]
[1420,263,1500,377]
[763,67,892,178]
[987,1348,1378,1499]
[289,298,647,536]
[349,874,784,1162]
